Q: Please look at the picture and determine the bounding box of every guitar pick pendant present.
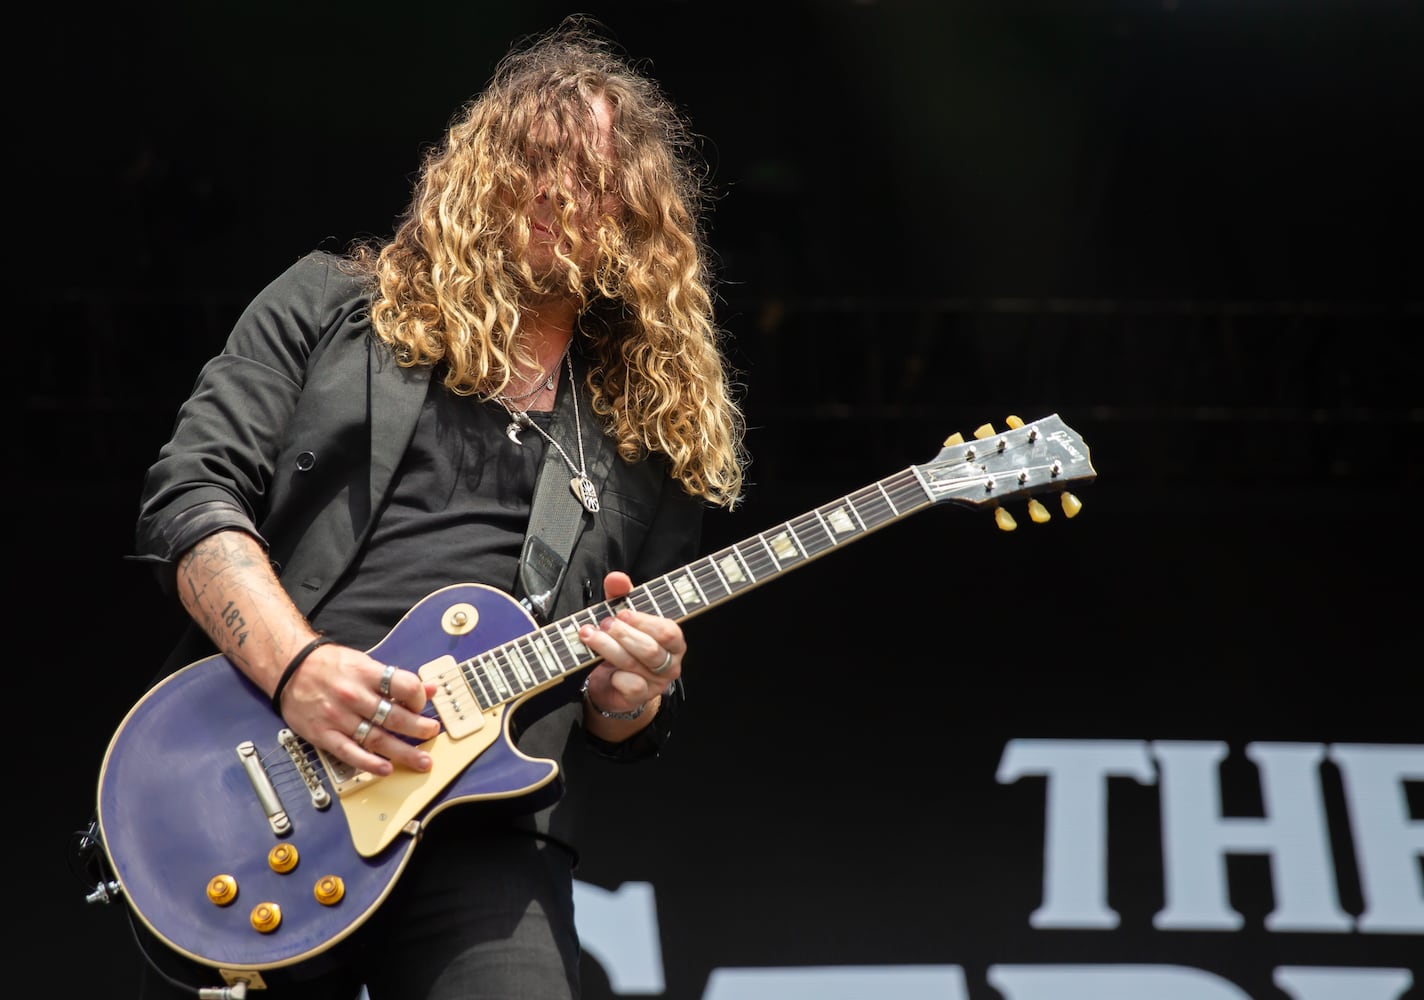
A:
[571,475,600,513]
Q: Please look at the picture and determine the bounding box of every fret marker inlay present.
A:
[718,554,746,583]
[769,532,798,561]
[672,574,702,606]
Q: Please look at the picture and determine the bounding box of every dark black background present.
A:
[23,2,1421,998]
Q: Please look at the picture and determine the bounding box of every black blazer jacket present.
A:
[131,251,704,846]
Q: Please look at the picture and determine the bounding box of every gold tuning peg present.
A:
[1005,415,1024,429]
[943,431,965,446]
[973,423,996,440]
[1061,492,1083,518]
[995,507,1018,532]
[1028,499,1050,523]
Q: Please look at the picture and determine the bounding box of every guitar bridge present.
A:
[279,728,332,811]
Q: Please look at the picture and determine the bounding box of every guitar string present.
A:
[274,466,942,777]
[275,455,1035,794]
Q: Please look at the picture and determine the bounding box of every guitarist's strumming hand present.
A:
[175,529,442,776]
[275,641,442,776]
[576,571,683,743]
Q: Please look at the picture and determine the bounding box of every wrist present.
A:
[269,633,331,716]
[580,676,647,721]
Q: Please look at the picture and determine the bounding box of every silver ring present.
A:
[370,698,394,726]
[378,664,397,698]
[651,649,674,674]
[353,720,374,746]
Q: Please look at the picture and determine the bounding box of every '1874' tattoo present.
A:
[221,601,250,648]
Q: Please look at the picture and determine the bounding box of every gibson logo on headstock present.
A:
[1047,428,1088,464]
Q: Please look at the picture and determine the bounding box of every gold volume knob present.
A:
[268,844,299,873]
[250,901,282,933]
[313,875,346,906]
[206,874,238,907]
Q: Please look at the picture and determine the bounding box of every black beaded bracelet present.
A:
[269,634,333,716]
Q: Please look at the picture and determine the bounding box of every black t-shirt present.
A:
[315,380,554,648]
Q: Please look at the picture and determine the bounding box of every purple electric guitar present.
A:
[95,413,1096,983]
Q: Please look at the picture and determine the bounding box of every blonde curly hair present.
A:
[349,16,746,509]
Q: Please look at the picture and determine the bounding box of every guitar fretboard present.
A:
[456,467,936,710]
[446,411,1096,713]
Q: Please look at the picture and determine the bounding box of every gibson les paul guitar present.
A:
[93,413,1096,983]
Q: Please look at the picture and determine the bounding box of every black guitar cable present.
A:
[69,817,253,999]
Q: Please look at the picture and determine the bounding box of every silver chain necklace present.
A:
[496,351,600,513]
[500,342,570,402]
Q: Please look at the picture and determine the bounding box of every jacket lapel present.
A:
[368,335,432,505]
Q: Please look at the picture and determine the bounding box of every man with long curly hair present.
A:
[124,16,746,999]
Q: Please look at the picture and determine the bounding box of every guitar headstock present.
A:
[915,413,1097,529]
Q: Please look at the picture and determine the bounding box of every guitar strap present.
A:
[517,360,597,622]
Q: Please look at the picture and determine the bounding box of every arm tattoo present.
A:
[178,534,277,656]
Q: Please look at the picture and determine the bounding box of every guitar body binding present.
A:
[96,584,566,973]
